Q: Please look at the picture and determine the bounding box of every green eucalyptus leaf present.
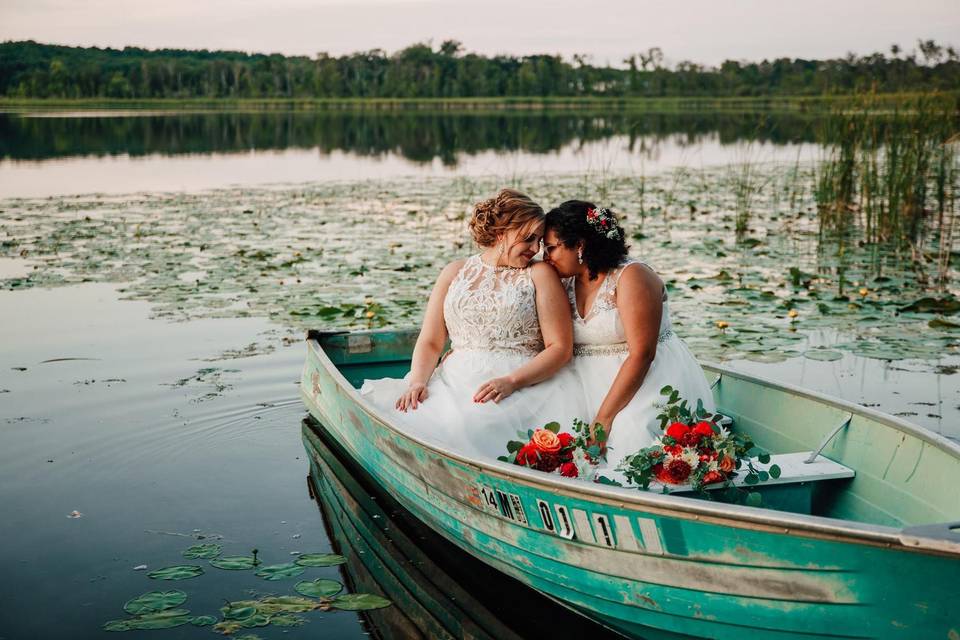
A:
[295,553,347,567]
[123,590,187,614]
[543,421,560,433]
[210,556,257,570]
[295,578,343,598]
[332,593,393,611]
[744,473,760,485]
[147,565,204,580]
[255,562,305,581]
[769,464,782,479]
[183,543,222,559]
[757,452,771,464]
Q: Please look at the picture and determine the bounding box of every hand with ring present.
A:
[472,376,517,404]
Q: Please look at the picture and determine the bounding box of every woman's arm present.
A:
[474,262,573,403]
[397,259,464,411]
[591,263,664,440]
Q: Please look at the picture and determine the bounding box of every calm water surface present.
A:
[0,109,957,639]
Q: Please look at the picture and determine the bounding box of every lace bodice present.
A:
[568,259,671,347]
[443,255,543,355]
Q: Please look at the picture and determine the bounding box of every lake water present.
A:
[0,108,957,639]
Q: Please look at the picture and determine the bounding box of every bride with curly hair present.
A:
[361,188,584,458]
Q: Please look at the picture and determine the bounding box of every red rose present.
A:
[665,422,690,441]
[557,432,574,448]
[665,459,692,483]
[533,452,560,473]
[515,443,538,467]
[692,421,715,438]
[702,470,726,485]
[559,462,578,477]
[680,431,702,447]
[664,444,682,456]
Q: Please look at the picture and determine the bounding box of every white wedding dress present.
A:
[568,259,715,470]
[360,254,584,459]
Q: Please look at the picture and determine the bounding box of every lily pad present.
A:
[294,553,347,567]
[803,349,843,362]
[270,614,306,627]
[295,578,343,598]
[332,594,392,611]
[127,611,193,630]
[221,603,258,620]
[123,590,187,614]
[255,562,304,581]
[103,620,131,632]
[256,596,320,615]
[239,614,271,628]
[183,543,222,559]
[190,615,218,626]
[210,556,257,570]
[147,565,204,580]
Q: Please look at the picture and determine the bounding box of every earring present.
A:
[497,242,505,257]
[577,248,583,265]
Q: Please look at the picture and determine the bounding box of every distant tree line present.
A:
[1,39,958,99]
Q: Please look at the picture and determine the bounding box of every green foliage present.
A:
[3,39,959,100]
[210,555,257,570]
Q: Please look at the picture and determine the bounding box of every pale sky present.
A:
[1,0,958,67]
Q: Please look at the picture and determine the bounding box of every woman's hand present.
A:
[586,418,611,455]
[396,382,428,412]
[473,376,517,404]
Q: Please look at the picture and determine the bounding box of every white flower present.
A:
[715,424,731,440]
[572,448,598,480]
[679,447,701,470]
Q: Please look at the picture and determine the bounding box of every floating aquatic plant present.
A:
[295,578,343,598]
[254,562,305,580]
[294,552,347,567]
[147,565,204,580]
[331,593,393,611]
[182,543,222,559]
[122,590,187,615]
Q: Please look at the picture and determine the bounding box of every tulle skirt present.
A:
[360,348,587,460]
[573,335,715,471]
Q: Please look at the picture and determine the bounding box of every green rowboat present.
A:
[300,328,960,639]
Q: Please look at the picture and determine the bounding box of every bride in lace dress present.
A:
[360,189,583,459]
[543,200,715,470]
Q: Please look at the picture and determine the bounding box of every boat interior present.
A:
[310,330,960,537]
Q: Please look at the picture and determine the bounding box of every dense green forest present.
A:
[1,39,958,100]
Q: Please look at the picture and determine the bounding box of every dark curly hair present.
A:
[545,200,629,280]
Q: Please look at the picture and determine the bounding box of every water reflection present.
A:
[302,418,625,640]
[0,110,820,164]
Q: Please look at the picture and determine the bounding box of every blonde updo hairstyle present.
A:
[468,188,544,248]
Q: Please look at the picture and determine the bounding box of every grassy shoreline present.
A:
[2,92,957,113]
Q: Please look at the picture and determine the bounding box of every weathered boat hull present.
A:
[301,329,960,640]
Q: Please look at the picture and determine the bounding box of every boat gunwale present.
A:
[304,329,960,556]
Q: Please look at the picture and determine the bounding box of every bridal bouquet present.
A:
[617,385,780,493]
[499,419,606,480]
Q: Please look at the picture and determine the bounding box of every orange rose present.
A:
[531,429,561,454]
[719,455,736,473]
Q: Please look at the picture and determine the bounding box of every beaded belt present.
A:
[573,329,674,357]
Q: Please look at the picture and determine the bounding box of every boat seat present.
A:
[653,452,854,515]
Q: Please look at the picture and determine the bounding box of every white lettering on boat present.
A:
[554,505,575,539]
[637,517,664,555]
[509,493,528,525]
[592,513,615,547]
[613,515,640,551]
[537,499,555,532]
[572,509,596,544]
[479,484,500,514]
